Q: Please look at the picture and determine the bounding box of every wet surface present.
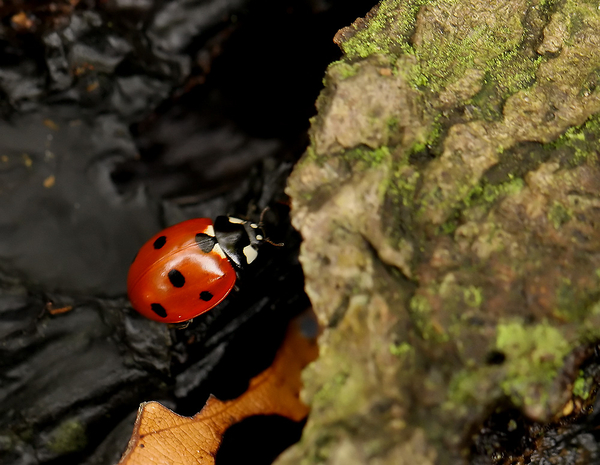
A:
[0,0,376,463]
[470,349,600,465]
[0,110,160,295]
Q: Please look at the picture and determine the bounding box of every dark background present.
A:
[0,0,375,464]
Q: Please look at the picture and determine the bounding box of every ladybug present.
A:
[128,216,264,323]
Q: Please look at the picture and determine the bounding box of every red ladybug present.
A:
[128,216,264,323]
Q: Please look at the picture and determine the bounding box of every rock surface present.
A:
[0,1,380,463]
[279,0,600,463]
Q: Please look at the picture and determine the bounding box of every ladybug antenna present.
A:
[258,206,283,247]
[259,206,270,225]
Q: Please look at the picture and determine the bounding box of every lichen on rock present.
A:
[279,0,600,463]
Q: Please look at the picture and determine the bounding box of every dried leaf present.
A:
[118,310,319,465]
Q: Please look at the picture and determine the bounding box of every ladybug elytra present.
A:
[127,216,264,323]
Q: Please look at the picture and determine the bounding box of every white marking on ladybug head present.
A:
[205,224,215,237]
[256,234,263,241]
[228,217,245,224]
[243,245,258,264]
[213,243,227,259]
[250,223,258,229]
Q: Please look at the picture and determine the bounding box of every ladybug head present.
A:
[214,216,265,269]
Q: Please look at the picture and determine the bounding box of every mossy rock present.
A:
[278,0,600,463]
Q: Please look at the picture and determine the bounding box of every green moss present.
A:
[409,294,448,341]
[312,371,350,406]
[463,177,525,209]
[549,113,600,167]
[418,181,472,222]
[328,61,360,80]
[294,145,328,181]
[387,116,400,132]
[446,367,497,408]
[463,285,483,308]
[562,127,587,143]
[439,217,458,235]
[340,0,433,59]
[390,163,421,207]
[309,361,372,436]
[410,142,426,154]
[492,54,545,96]
[46,419,87,455]
[414,13,543,96]
[345,146,391,168]
[422,176,523,234]
[417,23,511,91]
[409,294,431,337]
[465,77,505,121]
[389,341,414,356]
[304,145,317,161]
[410,294,431,314]
[580,68,600,98]
[372,146,391,165]
[303,431,338,464]
[555,277,575,315]
[572,370,593,400]
[538,0,559,8]
[547,201,572,229]
[496,321,571,407]
[579,300,600,343]
[566,11,585,43]
[554,275,599,324]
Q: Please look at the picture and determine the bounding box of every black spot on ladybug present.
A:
[200,291,213,301]
[150,303,167,318]
[139,444,145,449]
[195,233,216,253]
[168,269,185,287]
[153,236,167,249]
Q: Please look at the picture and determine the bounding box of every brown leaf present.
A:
[118,309,319,465]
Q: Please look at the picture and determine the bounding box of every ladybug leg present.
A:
[232,270,242,292]
[169,320,192,330]
[264,237,284,247]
